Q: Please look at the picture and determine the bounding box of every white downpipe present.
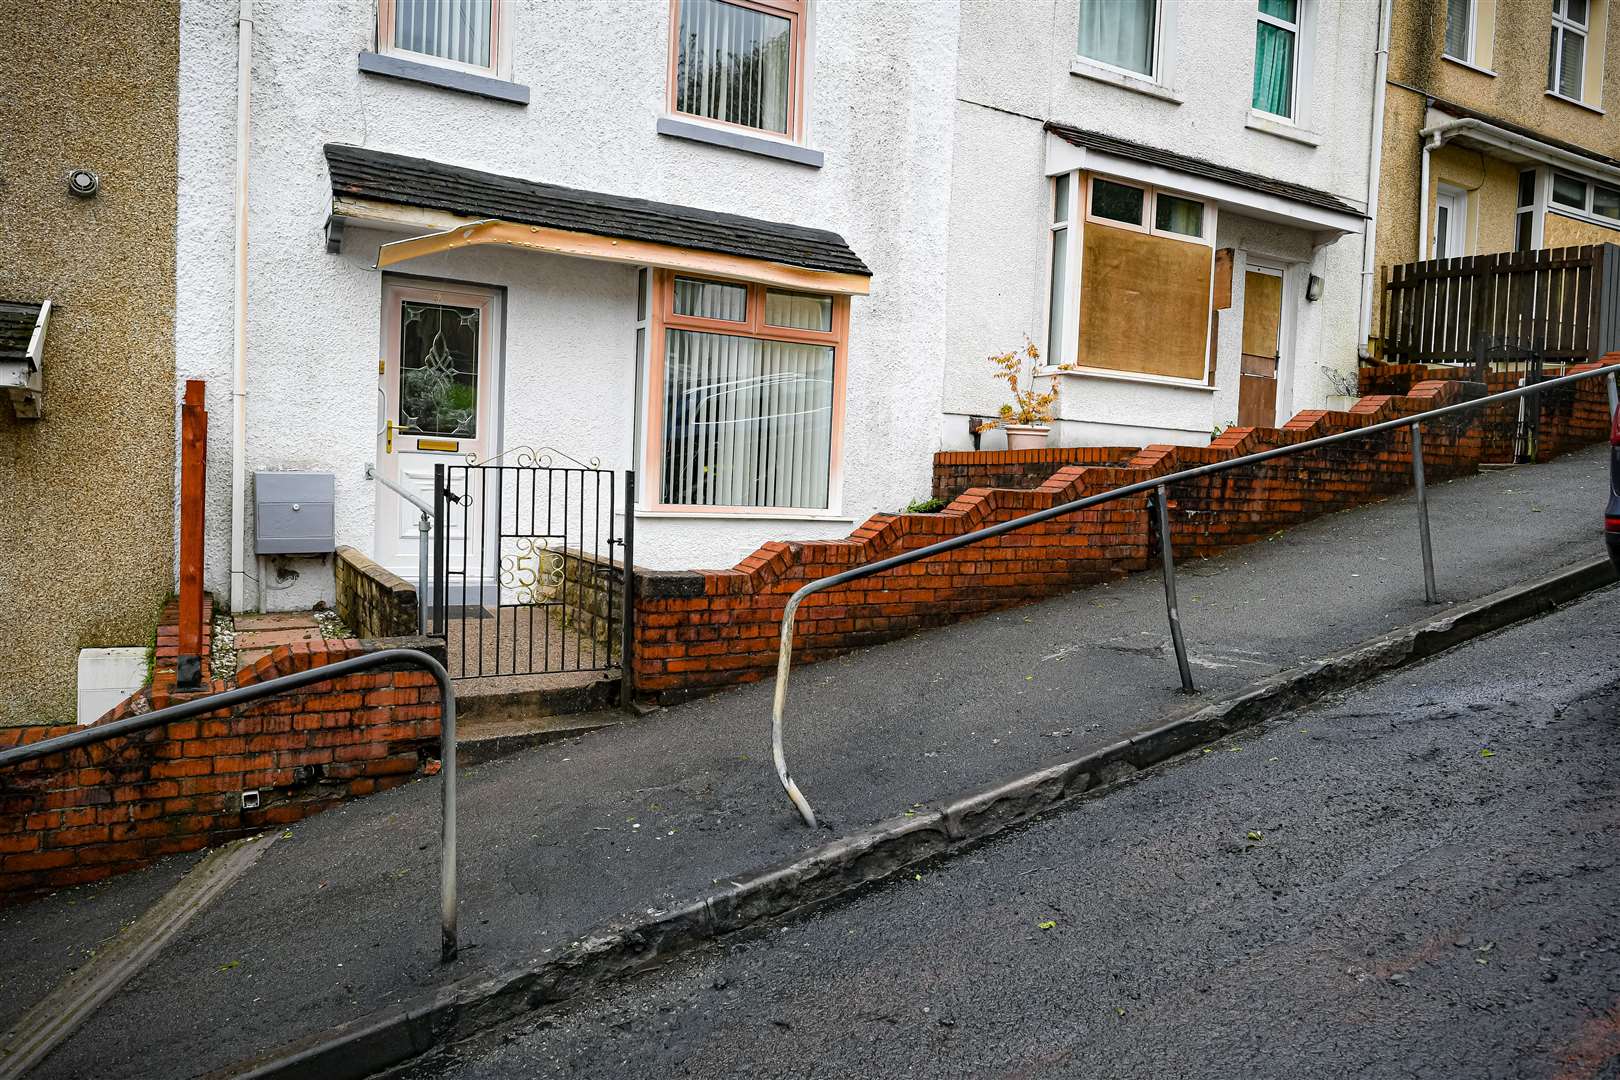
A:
[1356,0,1393,356]
[230,0,253,612]
[1417,129,1442,262]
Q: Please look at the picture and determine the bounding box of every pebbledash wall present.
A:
[0,1,180,726]
[941,0,1380,450]
[628,363,1613,702]
[176,0,959,610]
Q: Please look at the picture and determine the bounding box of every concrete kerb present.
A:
[216,555,1619,1080]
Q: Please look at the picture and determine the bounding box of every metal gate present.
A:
[431,449,633,682]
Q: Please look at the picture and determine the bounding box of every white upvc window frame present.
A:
[1074,0,1163,81]
[1433,184,1468,258]
[376,0,512,80]
[1444,0,1477,63]
[1042,169,1218,381]
[1548,0,1589,103]
[1546,170,1620,225]
[1252,0,1303,124]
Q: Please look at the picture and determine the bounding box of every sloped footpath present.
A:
[0,444,1611,1080]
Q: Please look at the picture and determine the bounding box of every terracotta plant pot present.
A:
[1003,424,1051,451]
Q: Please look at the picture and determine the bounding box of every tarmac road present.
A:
[430,583,1620,1080]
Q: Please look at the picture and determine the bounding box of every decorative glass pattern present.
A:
[399,301,480,438]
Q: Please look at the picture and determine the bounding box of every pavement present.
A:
[426,577,1620,1080]
[0,442,1610,1080]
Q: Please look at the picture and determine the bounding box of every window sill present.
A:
[358,51,529,104]
[635,507,854,522]
[1545,90,1605,115]
[1040,365,1218,391]
[656,116,824,168]
[1442,54,1498,77]
[1068,57,1183,104]
[1245,111,1320,146]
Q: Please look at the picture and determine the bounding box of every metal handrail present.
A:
[769,361,1620,828]
[0,648,461,963]
[365,464,434,635]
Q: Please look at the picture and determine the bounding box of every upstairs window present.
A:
[1252,0,1299,119]
[1445,0,1474,62]
[377,0,501,75]
[1549,0,1588,100]
[1077,0,1159,77]
[670,0,805,139]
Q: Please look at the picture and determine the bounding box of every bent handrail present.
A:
[769,362,1620,827]
[0,648,461,963]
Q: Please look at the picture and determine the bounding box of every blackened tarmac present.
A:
[433,583,1620,1080]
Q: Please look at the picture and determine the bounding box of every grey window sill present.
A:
[358,51,529,105]
[656,116,824,168]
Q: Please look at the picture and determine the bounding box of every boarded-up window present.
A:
[1077,223,1213,380]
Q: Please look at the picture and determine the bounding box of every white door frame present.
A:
[1434,184,1468,259]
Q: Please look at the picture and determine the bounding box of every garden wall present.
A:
[630,363,1613,703]
[334,545,419,639]
[0,612,444,902]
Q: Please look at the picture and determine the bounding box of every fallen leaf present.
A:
[1247,831,1264,842]
[1038,920,1057,930]
[1480,749,1496,758]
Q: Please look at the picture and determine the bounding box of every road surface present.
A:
[431,583,1620,1080]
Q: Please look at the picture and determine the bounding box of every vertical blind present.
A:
[393,0,493,69]
[674,0,793,134]
[662,333,833,510]
[1443,0,1471,59]
[1252,0,1296,117]
[1076,0,1156,75]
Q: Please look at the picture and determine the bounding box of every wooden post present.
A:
[177,380,208,689]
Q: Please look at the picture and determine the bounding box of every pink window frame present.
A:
[666,0,809,142]
[376,0,507,79]
[643,269,850,514]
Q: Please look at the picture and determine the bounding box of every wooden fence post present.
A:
[177,380,208,689]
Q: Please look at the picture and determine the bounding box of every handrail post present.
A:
[416,511,431,637]
[1607,371,1618,419]
[1153,484,1196,695]
[1411,422,1438,604]
[437,659,457,964]
[619,471,636,710]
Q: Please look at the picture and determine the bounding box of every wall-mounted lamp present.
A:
[67,170,100,198]
[1306,274,1325,302]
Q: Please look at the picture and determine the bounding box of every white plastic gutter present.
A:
[230,0,253,612]
[1355,0,1393,357]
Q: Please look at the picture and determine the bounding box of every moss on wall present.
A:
[0,0,180,725]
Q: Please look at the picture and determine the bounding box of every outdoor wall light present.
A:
[1306,274,1325,302]
[67,169,100,198]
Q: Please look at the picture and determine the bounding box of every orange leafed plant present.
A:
[983,338,1070,427]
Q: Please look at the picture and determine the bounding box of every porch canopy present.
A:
[324,144,872,295]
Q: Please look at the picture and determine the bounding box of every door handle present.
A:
[386,419,394,454]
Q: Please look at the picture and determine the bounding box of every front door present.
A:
[1238,266,1283,429]
[376,280,499,582]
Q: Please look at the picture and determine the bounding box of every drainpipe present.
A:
[230,0,253,613]
[1417,126,1443,262]
[1356,0,1393,358]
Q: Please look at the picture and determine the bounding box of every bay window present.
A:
[377,0,502,75]
[649,272,847,511]
[1047,172,1215,381]
[1252,0,1299,119]
[670,0,805,139]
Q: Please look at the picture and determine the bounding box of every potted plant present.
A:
[984,338,1066,450]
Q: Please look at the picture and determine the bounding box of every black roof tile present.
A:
[0,301,43,362]
[1045,122,1364,217]
[325,144,871,277]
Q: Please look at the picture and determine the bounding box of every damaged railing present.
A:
[769,363,1620,828]
[0,649,461,962]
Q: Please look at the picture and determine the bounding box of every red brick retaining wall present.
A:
[932,446,1138,501]
[632,364,1613,703]
[0,634,443,902]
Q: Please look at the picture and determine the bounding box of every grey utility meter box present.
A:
[254,472,335,555]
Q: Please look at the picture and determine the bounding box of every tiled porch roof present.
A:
[325,144,872,277]
[1045,122,1364,217]
[0,301,44,362]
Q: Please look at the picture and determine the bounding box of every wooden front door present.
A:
[1238,267,1283,428]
